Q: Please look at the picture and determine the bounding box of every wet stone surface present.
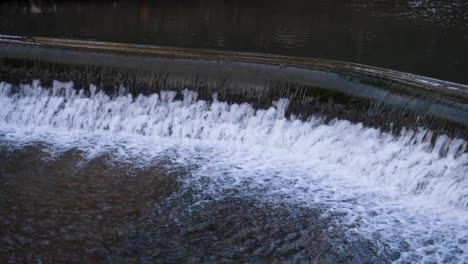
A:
[0,144,394,263]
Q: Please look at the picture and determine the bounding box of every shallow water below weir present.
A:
[0,81,467,263]
[0,145,393,263]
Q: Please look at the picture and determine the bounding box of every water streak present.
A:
[0,80,467,263]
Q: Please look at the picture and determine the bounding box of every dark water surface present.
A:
[1,0,468,84]
[0,145,393,263]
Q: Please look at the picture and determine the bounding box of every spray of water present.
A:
[0,80,467,263]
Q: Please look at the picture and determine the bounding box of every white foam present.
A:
[0,80,467,263]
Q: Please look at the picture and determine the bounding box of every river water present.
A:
[1,1,468,263]
[0,81,467,263]
[1,0,468,84]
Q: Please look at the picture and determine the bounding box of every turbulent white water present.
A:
[0,80,467,263]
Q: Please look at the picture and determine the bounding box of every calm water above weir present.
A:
[1,0,468,84]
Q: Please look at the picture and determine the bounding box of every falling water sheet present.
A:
[0,80,467,263]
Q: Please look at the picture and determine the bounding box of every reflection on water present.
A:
[1,0,468,84]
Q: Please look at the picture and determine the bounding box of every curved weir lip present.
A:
[1,34,468,136]
[1,34,467,95]
[1,35,468,263]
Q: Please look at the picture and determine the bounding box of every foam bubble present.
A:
[0,80,467,262]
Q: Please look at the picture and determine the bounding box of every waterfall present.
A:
[1,80,467,263]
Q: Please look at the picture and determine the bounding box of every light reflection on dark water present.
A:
[0,145,396,263]
[0,0,468,84]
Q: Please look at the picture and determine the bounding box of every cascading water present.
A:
[0,80,467,263]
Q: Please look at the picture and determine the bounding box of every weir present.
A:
[1,35,468,263]
[1,35,468,139]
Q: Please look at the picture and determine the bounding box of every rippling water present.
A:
[0,80,467,263]
[1,0,468,84]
